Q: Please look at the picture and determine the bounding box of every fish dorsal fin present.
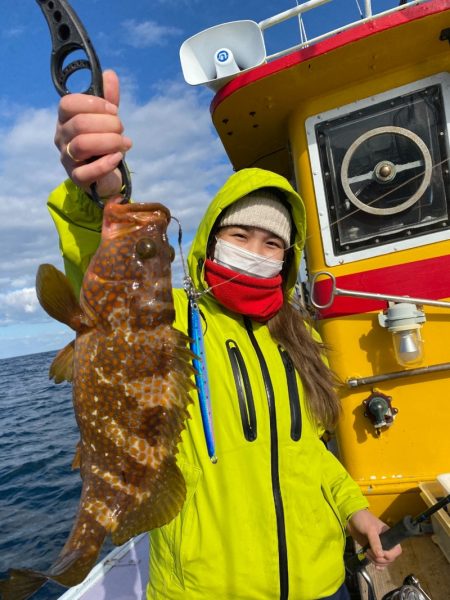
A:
[36,264,86,332]
[49,341,75,383]
[111,457,186,546]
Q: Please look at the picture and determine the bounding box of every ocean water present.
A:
[0,350,112,600]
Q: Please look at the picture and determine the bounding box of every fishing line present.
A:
[195,153,450,298]
[320,155,450,235]
[354,0,364,19]
[169,216,190,284]
[174,152,448,297]
[168,152,447,460]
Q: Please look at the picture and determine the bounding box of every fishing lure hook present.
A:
[36,0,132,208]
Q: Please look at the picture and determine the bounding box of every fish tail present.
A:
[44,512,106,588]
[0,568,47,600]
[0,511,106,599]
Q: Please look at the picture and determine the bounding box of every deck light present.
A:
[378,303,425,366]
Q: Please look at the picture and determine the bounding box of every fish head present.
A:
[82,202,175,328]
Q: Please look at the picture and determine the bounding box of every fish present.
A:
[0,202,194,600]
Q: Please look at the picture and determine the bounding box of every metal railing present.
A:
[258,0,431,61]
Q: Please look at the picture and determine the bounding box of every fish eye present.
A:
[136,238,157,259]
[169,246,175,262]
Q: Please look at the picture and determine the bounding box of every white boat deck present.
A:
[58,534,149,600]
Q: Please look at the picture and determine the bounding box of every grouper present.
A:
[0,202,194,599]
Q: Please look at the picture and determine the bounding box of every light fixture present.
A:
[378,302,426,366]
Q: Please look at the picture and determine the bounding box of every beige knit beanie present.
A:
[218,189,292,248]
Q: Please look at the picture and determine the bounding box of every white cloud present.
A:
[0,104,68,335]
[120,81,231,230]
[122,19,182,48]
[0,80,231,357]
[8,277,29,289]
[0,287,41,325]
[0,323,74,359]
[2,27,25,38]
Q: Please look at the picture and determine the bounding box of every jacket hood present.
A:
[187,168,306,296]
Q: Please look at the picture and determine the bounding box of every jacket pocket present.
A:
[156,461,202,590]
[278,346,302,441]
[321,484,347,552]
[226,339,257,441]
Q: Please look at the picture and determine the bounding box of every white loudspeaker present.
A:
[180,21,266,92]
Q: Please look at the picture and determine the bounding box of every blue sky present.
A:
[0,0,398,358]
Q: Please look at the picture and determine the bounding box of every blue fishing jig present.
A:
[175,213,217,464]
[187,285,217,463]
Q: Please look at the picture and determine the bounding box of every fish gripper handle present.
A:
[36,0,132,207]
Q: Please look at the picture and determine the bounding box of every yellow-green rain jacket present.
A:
[48,168,368,600]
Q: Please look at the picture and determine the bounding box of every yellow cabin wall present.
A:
[212,4,450,521]
[289,56,450,275]
[287,43,450,522]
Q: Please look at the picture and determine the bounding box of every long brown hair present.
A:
[205,193,340,429]
[268,296,341,431]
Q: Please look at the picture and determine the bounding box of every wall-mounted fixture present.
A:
[363,390,398,434]
[378,303,426,367]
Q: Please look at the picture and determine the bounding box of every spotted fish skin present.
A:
[0,202,194,600]
[73,202,193,546]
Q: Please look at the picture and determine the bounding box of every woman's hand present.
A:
[54,69,132,199]
[347,509,402,570]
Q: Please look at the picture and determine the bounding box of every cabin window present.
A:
[306,73,450,265]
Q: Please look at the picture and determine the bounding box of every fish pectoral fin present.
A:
[0,568,47,600]
[50,340,75,383]
[111,457,187,546]
[36,264,86,331]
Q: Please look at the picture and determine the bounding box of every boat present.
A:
[56,0,450,598]
[58,534,148,600]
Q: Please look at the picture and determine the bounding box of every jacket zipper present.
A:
[226,339,257,441]
[244,317,289,600]
[278,346,302,441]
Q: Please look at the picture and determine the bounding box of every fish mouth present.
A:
[105,202,171,223]
[103,203,171,239]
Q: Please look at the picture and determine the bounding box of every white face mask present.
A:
[213,238,284,278]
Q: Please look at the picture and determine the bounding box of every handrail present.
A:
[258,0,332,31]
[257,0,430,62]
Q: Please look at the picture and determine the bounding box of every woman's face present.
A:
[216,226,285,261]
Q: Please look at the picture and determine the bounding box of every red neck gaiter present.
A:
[204,258,283,322]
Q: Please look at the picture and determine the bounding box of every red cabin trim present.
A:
[211,0,450,115]
[314,255,450,318]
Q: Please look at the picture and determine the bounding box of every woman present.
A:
[49,70,401,600]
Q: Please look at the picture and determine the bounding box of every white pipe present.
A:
[266,0,428,61]
[364,0,373,18]
[259,0,332,31]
